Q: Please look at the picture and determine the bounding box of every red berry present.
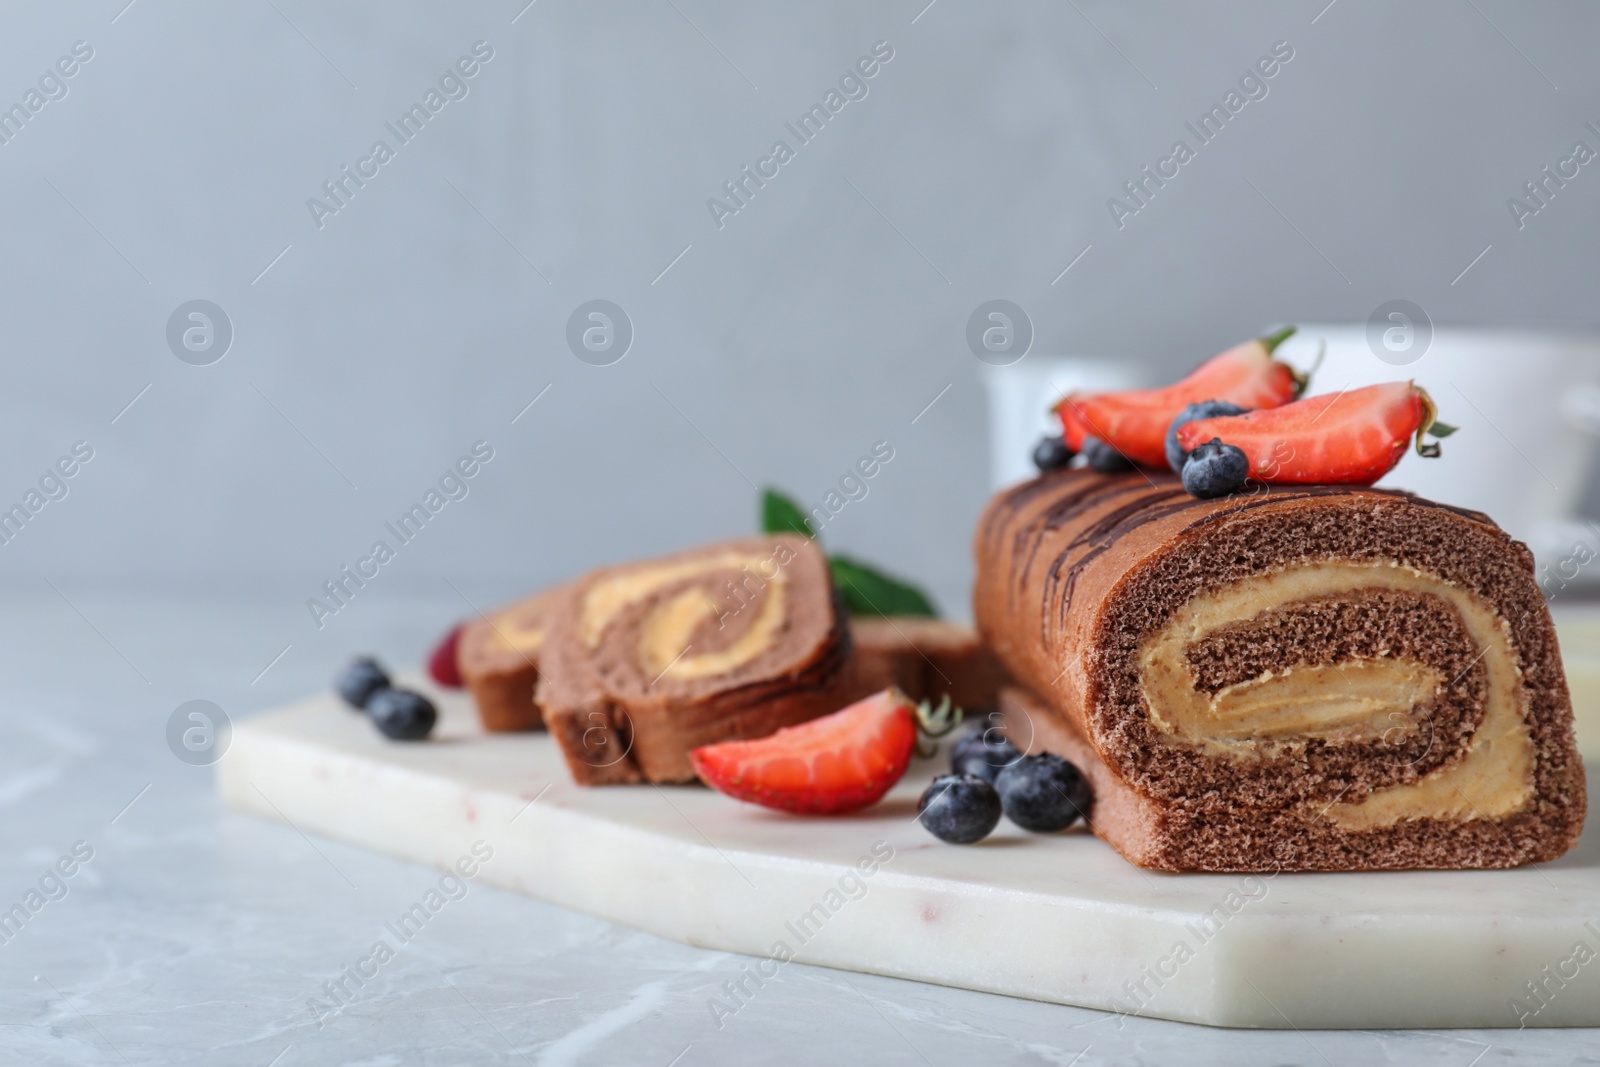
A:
[1055,329,1303,466]
[1175,381,1445,486]
[689,688,918,815]
[426,622,466,688]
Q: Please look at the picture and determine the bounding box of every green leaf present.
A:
[828,554,938,617]
[1428,420,1459,438]
[761,488,814,538]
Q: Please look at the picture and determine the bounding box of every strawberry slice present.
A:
[426,622,466,688]
[1057,398,1093,453]
[1174,381,1451,486]
[1054,327,1305,464]
[690,688,917,815]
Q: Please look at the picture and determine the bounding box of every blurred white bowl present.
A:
[1279,326,1600,574]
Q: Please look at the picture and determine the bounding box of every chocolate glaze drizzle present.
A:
[981,470,1497,644]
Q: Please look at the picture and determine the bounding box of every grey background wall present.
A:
[2,0,1597,649]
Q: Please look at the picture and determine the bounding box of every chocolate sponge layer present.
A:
[848,617,1010,711]
[538,535,863,785]
[1177,587,1489,798]
[999,686,1566,872]
[458,585,566,732]
[974,470,1585,871]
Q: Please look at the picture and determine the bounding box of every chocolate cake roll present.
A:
[538,535,855,785]
[458,587,564,732]
[975,469,1585,871]
[849,617,1010,711]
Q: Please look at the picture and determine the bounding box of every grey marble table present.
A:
[0,590,1591,1066]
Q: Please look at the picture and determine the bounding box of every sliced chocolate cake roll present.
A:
[538,535,855,785]
[458,587,564,732]
[975,469,1585,871]
[849,617,1010,711]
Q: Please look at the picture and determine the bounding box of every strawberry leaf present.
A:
[914,695,964,737]
[828,555,938,617]
[1415,386,1448,458]
[1287,338,1324,399]
[1261,325,1297,354]
[761,488,815,539]
[912,695,965,757]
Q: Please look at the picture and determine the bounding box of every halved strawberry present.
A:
[1057,399,1093,453]
[690,688,917,815]
[426,622,466,688]
[1174,381,1452,486]
[1054,327,1305,464]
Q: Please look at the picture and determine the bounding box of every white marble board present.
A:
[219,679,1600,1030]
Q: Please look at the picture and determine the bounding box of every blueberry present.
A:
[994,753,1091,833]
[1032,435,1074,473]
[334,656,391,710]
[917,774,1003,844]
[366,688,438,741]
[1081,436,1132,472]
[1181,438,1250,499]
[1165,400,1249,472]
[950,727,1022,783]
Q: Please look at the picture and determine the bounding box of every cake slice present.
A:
[538,535,856,784]
[457,587,564,732]
[974,469,1585,871]
[849,617,1009,711]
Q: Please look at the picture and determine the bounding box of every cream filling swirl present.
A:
[580,552,788,683]
[1136,562,1534,828]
